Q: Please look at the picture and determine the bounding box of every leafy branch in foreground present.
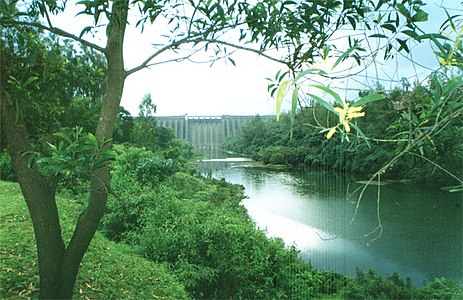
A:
[23,127,116,188]
[269,65,385,144]
[266,8,463,243]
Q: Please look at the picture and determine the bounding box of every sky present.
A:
[50,1,461,117]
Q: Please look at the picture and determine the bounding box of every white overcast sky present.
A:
[50,1,460,116]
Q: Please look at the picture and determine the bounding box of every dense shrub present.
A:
[259,146,289,165]
[418,278,463,299]
[102,146,462,299]
[0,151,15,181]
[343,269,415,299]
[113,146,175,185]
[103,147,323,299]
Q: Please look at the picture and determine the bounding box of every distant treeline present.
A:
[222,77,463,188]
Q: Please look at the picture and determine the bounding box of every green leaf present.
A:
[101,137,113,147]
[100,149,117,158]
[442,77,463,96]
[46,142,58,152]
[370,33,387,38]
[381,23,396,33]
[441,185,463,193]
[309,84,343,106]
[79,26,93,38]
[396,4,410,19]
[397,38,410,53]
[419,33,450,44]
[289,86,299,140]
[347,15,356,30]
[228,57,236,66]
[77,145,97,153]
[352,93,384,107]
[85,133,99,150]
[290,86,298,122]
[275,80,290,121]
[441,10,458,32]
[277,71,288,83]
[306,93,336,114]
[333,44,359,69]
[401,30,419,40]
[349,123,371,148]
[53,131,73,145]
[412,9,428,22]
[294,68,327,82]
[24,76,38,86]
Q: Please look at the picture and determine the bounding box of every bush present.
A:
[418,278,463,300]
[343,269,415,299]
[103,154,323,299]
[133,190,319,299]
[113,146,174,185]
[258,146,297,165]
[102,145,463,299]
[0,151,15,181]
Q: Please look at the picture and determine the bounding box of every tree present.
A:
[131,93,158,149]
[0,0,431,298]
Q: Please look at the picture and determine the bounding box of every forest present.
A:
[1,0,462,298]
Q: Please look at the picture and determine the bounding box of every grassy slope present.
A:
[0,181,189,299]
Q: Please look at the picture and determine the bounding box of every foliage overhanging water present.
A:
[197,155,463,287]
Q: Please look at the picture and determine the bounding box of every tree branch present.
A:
[0,20,106,53]
[126,36,292,78]
[40,0,54,29]
[204,39,291,67]
[125,37,191,77]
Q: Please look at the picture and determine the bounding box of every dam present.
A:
[156,115,273,150]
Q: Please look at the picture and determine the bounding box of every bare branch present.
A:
[125,36,195,77]
[410,152,463,184]
[0,20,106,53]
[204,39,291,67]
[40,0,54,29]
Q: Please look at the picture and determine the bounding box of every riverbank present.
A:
[198,158,463,289]
[2,169,463,298]
[220,103,463,189]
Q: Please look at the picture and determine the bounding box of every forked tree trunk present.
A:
[0,1,128,298]
[55,0,128,296]
[0,102,66,299]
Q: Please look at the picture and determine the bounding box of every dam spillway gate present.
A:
[156,115,271,150]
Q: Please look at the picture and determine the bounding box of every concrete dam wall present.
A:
[156,115,272,150]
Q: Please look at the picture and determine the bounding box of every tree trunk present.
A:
[0,0,128,298]
[0,90,66,299]
[55,0,129,297]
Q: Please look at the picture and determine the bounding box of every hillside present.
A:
[0,181,189,299]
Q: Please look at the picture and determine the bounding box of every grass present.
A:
[0,181,189,299]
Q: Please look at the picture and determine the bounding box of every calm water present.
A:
[197,157,463,286]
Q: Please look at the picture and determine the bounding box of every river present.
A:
[197,156,463,287]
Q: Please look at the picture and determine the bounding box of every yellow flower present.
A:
[328,103,365,137]
[326,126,337,139]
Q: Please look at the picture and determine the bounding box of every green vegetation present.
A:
[1,0,461,297]
[222,77,463,188]
[0,181,188,299]
[103,146,320,298]
[2,127,462,298]
[3,160,463,298]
